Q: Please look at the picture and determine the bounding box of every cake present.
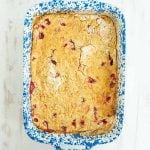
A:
[30,13,118,135]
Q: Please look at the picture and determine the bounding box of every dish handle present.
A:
[54,144,87,150]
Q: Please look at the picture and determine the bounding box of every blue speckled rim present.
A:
[23,0,126,149]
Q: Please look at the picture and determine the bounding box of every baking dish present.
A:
[23,0,125,149]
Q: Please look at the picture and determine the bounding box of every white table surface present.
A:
[0,0,150,149]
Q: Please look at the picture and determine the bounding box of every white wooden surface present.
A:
[0,0,150,149]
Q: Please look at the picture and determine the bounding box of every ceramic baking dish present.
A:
[23,0,126,149]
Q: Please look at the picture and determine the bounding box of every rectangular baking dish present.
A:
[23,0,126,149]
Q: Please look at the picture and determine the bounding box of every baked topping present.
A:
[31,13,117,135]
[87,25,95,34]
[48,63,62,91]
[81,45,95,60]
[34,24,39,29]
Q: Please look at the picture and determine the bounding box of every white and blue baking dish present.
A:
[23,0,126,149]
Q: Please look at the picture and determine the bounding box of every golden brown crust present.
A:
[30,13,118,135]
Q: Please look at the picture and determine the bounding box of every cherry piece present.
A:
[51,59,57,65]
[39,32,44,39]
[60,22,66,26]
[106,96,111,102]
[88,77,96,83]
[61,126,67,133]
[80,120,85,126]
[72,119,76,128]
[33,118,38,122]
[45,18,51,25]
[30,81,35,94]
[110,81,116,88]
